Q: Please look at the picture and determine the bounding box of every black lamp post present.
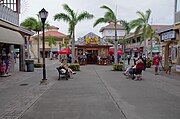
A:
[39,8,48,84]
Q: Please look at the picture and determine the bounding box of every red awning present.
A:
[109,49,124,55]
[58,48,71,54]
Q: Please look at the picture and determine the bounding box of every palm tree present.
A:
[45,35,57,59]
[93,5,119,64]
[130,9,152,56]
[147,28,160,59]
[120,20,132,68]
[21,17,42,63]
[54,4,94,63]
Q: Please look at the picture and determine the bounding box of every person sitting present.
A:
[60,60,76,78]
[124,58,144,79]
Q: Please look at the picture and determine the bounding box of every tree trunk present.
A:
[150,39,153,59]
[72,30,75,63]
[114,22,118,64]
[123,34,127,70]
[38,31,40,63]
[143,34,147,56]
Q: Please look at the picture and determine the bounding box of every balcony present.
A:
[131,42,141,47]
[175,11,180,24]
[0,4,19,26]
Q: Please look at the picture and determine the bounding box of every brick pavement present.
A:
[0,59,179,119]
[0,59,59,119]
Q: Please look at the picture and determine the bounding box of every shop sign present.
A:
[161,31,176,42]
[176,65,180,72]
[85,38,99,44]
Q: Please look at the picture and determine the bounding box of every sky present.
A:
[20,0,175,39]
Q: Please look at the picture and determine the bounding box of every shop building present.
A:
[100,22,125,41]
[0,0,34,76]
[156,0,180,72]
[75,32,112,64]
[126,25,170,57]
[31,25,69,58]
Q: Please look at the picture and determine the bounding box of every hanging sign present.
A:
[161,31,176,42]
[85,38,99,44]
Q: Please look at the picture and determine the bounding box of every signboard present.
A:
[161,31,176,42]
[176,65,180,72]
[85,38,99,44]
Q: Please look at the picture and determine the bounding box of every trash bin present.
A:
[25,59,34,72]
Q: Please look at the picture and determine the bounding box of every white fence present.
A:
[0,4,19,26]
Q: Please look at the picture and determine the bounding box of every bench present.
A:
[56,66,69,80]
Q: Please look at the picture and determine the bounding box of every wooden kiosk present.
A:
[75,32,112,65]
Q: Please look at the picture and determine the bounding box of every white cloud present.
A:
[20,0,174,39]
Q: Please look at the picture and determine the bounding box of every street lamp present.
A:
[39,8,48,84]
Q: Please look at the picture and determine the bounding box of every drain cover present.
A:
[19,84,28,86]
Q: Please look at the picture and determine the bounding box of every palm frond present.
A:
[153,36,160,43]
[129,19,141,29]
[145,9,152,23]
[136,10,146,21]
[134,25,142,39]
[54,13,71,22]
[146,25,153,39]
[45,35,57,47]
[120,20,131,34]
[104,11,116,22]
[93,18,107,27]
[62,4,75,19]
[77,11,94,22]
[20,17,38,30]
[101,5,114,14]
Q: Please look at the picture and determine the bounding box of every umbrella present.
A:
[109,49,124,55]
[58,48,71,54]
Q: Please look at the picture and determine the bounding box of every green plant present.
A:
[146,59,153,68]
[69,63,80,71]
[54,4,94,63]
[113,64,123,71]
[34,62,43,68]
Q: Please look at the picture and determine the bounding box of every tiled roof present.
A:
[151,25,172,32]
[48,25,59,30]
[99,23,124,32]
[34,31,66,37]
[126,25,172,39]
[75,32,112,46]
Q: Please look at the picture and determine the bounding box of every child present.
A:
[166,56,172,74]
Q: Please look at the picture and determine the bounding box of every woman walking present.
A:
[166,56,173,74]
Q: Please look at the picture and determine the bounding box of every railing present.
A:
[0,4,19,26]
[175,11,180,24]
[131,42,141,47]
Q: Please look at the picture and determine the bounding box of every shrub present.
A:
[34,62,43,68]
[49,58,56,60]
[69,63,80,71]
[146,59,153,68]
[113,64,123,71]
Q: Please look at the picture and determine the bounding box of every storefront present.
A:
[158,28,179,70]
[0,27,24,76]
[174,24,180,72]
[75,32,112,64]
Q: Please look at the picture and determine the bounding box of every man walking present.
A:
[127,54,131,65]
[153,53,161,75]
[142,54,146,70]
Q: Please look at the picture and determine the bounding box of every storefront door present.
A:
[87,50,98,64]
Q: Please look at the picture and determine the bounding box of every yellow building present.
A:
[31,26,69,58]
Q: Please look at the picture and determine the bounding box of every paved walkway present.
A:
[0,59,180,119]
